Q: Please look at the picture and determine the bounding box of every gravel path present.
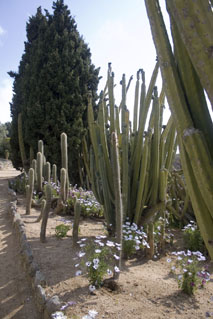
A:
[0,161,40,319]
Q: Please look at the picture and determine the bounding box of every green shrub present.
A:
[183,221,205,253]
[55,224,70,239]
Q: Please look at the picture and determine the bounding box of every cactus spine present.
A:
[26,168,34,215]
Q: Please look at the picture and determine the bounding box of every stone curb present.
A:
[8,188,64,319]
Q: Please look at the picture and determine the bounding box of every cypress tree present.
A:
[9,1,99,184]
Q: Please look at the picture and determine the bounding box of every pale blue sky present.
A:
[0,0,169,123]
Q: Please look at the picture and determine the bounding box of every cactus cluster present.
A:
[86,63,176,236]
[145,0,213,259]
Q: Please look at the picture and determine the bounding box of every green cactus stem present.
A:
[52,164,57,184]
[32,159,37,184]
[73,197,81,244]
[40,184,52,243]
[61,133,69,187]
[145,0,213,258]
[36,199,46,223]
[45,162,51,183]
[26,168,34,215]
[37,152,43,193]
[111,132,123,276]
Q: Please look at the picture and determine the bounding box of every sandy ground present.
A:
[1,159,213,319]
[18,192,213,317]
[0,160,40,319]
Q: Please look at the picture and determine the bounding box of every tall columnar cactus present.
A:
[145,0,213,259]
[61,133,69,197]
[44,162,51,183]
[111,132,123,275]
[60,168,67,203]
[37,152,43,193]
[38,140,44,176]
[87,63,176,235]
[18,113,27,171]
[73,197,81,244]
[36,199,46,223]
[26,168,34,215]
[40,184,52,243]
[32,159,37,184]
[52,164,57,184]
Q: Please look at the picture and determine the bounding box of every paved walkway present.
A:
[0,164,40,319]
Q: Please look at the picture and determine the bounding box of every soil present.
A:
[1,160,213,319]
[0,160,40,319]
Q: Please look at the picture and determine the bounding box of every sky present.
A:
[0,0,170,124]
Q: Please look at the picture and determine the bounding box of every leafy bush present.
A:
[183,221,205,253]
[168,250,210,295]
[74,236,120,289]
[66,186,103,218]
[55,224,70,239]
[122,221,149,259]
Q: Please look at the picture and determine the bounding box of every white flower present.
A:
[113,254,120,260]
[75,270,82,276]
[187,259,193,264]
[183,268,187,273]
[171,266,176,271]
[88,309,98,318]
[106,240,115,247]
[93,258,99,264]
[107,269,113,275]
[79,252,85,258]
[188,272,192,276]
[86,261,91,267]
[80,244,86,248]
[177,256,182,261]
[114,266,120,273]
[135,245,140,250]
[95,249,101,253]
[51,311,67,319]
[178,275,183,280]
[98,242,104,247]
[167,258,171,263]
[197,256,206,261]
[89,285,96,292]
[93,264,98,270]
[75,263,79,267]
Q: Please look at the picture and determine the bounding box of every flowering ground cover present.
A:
[15,191,213,319]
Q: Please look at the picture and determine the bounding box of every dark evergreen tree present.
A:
[9,1,100,184]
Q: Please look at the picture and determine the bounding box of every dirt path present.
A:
[0,162,40,319]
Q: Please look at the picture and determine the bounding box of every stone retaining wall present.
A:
[8,188,64,319]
